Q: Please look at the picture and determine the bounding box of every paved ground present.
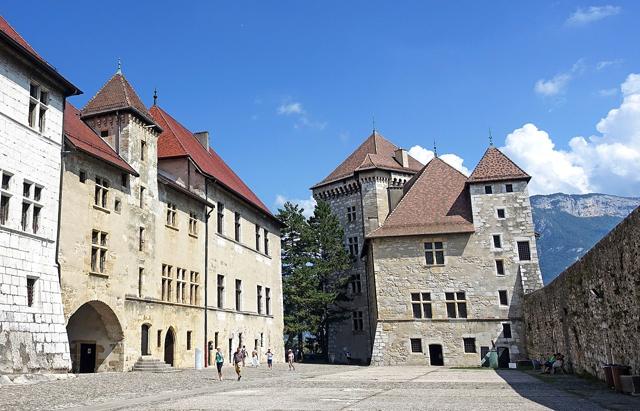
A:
[1,364,639,410]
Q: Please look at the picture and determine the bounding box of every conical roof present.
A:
[468,146,530,183]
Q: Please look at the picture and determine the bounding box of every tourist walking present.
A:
[233,347,243,381]
[241,345,247,367]
[251,349,259,367]
[287,349,295,371]
[266,348,274,369]
[215,347,224,381]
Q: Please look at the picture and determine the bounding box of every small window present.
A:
[505,184,513,193]
[517,241,531,261]
[498,290,508,306]
[425,242,445,265]
[217,275,224,308]
[23,182,32,198]
[217,202,224,234]
[352,311,364,331]
[27,277,36,307]
[257,285,263,314]
[166,203,177,227]
[348,236,359,257]
[255,225,261,251]
[32,206,41,234]
[350,274,362,294]
[94,177,109,209]
[114,198,122,213]
[100,130,109,138]
[157,330,162,347]
[484,185,493,194]
[503,323,512,339]
[189,211,198,236]
[410,338,423,353]
[265,287,271,316]
[1,172,11,190]
[139,227,145,251]
[492,235,502,249]
[21,202,30,231]
[139,187,145,208]
[33,186,42,202]
[187,331,192,350]
[121,174,128,188]
[141,141,147,161]
[463,338,476,353]
[138,267,144,297]
[496,208,506,219]
[79,171,87,183]
[0,195,9,225]
[347,206,357,223]
[234,212,241,241]
[264,229,269,256]
[235,279,242,311]
[495,260,505,276]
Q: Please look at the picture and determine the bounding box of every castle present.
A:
[312,131,543,366]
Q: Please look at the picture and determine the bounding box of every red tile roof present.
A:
[368,157,475,238]
[311,131,423,188]
[0,16,80,96]
[149,105,274,218]
[64,103,137,176]
[468,146,530,183]
[82,73,157,127]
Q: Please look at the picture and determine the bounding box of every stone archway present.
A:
[164,327,176,366]
[66,300,124,373]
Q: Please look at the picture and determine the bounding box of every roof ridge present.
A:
[119,74,131,107]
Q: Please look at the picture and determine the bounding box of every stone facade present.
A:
[0,35,77,373]
[524,206,640,379]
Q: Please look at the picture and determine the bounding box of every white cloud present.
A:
[596,59,623,71]
[503,73,640,196]
[276,100,326,130]
[534,60,585,97]
[277,102,304,115]
[598,88,618,97]
[566,5,621,26]
[408,145,470,176]
[274,194,316,218]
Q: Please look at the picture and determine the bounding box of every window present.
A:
[260,332,264,347]
[484,185,493,194]
[496,208,506,219]
[139,227,145,251]
[352,311,364,331]
[33,186,42,202]
[0,195,9,225]
[517,241,531,261]
[166,203,177,227]
[410,338,423,353]
[100,130,109,138]
[498,290,508,306]
[348,236,359,257]
[32,206,41,234]
[411,292,432,319]
[1,172,11,190]
[505,184,513,193]
[26,277,36,307]
[189,211,198,236]
[21,202,30,231]
[187,331,192,350]
[114,198,122,213]
[495,260,505,276]
[463,338,476,353]
[255,225,261,251]
[425,242,445,265]
[503,323,512,339]
[217,275,224,308]
[257,285,263,314]
[121,174,128,188]
[28,83,48,132]
[139,186,145,208]
[91,230,108,274]
[138,267,144,297]
[492,235,502,249]
[79,171,87,183]
[217,202,224,234]
[234,212,241,241]
[94,177,109,209]
[140,140,147,161]
[23,182,32,198]
[214,332,219,350]
[445,292,467,318]
[162,264,173,302]
[265,287,271,315]
[157,330,162,347]
[264,229,269,256]
[350,274,362,294]
[347,206,357,223]
[235,279,242,311]
[189,271,199,305]
[176,268,187,304]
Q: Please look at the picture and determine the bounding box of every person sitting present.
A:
[542,353,556,374]
[551,354,565,374]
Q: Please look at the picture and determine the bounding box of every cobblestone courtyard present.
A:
[1,364,639,410]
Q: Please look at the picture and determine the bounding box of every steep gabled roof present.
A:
[81,73,157,127]
[311,131,423,188]
[368,157,475,238]
[0,16,80,96]
[64,103,137,176]
[468,146,530,183]
[149,105,274,219]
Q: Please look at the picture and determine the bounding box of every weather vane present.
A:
[489,128,493,146]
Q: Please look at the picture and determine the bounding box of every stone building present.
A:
[312,132,543,366]
[58,69,284,372]
[0,17,80,373]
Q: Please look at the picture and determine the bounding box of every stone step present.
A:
[132,356,175,372]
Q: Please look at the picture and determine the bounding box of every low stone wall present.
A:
[524,207,640,379]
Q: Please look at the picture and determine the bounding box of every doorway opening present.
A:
[141,324,150,356]
[497,347,510,368]
[164,327,175,366]
[428,344,444,366]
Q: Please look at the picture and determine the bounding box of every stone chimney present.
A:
[394,148,409,168]
[194,131,209,151]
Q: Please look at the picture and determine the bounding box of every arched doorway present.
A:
[141,324,150,356]
[164,327,175,366]
[66,300,124,373]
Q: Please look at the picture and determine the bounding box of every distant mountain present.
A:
[531,193,640,285]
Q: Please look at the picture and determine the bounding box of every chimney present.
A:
[194,131,209,151]
[394,148,409,168]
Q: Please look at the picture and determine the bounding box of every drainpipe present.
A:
[115,110,120,154]
[55,100,68,284]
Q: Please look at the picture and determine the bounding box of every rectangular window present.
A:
[28,83,48,131]
[114,198,122,213]
[498,290,508,306]
[139,227,145,251]
[187,331,192,350]
[235,279,242,311]
[217,275,224,308]
[176,268,187,304]
[264,229,269,256]
[234,212,241,241]
[352,311,364,331]
[33,186,42,202]
[138,267,144,297]
[517,241,531,261]
[79,171,87,183]
[347,206,357,223]
[350,274,362,294]
[463,338,476,353]
[492,235,502,249]
[255,225,261,251]
[189,211,198,236]
[1,172,11,190]
[424,242,445,266]
[139,186,145,208]
[32,206,41,234]
[410,338,423,353]
[161,264,173,302]
[0,194,9,225]
[496,259,505,276]
[21,202,30,231]
[26,277,36,307]
[166,203,177,227]
[214,332,219,350]
[266,287,271,316]
[157,330,162,347]
[496,208,506,219]
[445,291,467,318]
[503,323,512,339]
[23,182,32,198]
[121,173,128,188]
[217,202,224,234]
[411,292,432,319]
[505,184,513,193]
[189,271,199,305]
[484,185,493,194]
[38,90,48,133]
[100,130,109,138]
[140,140,147,161]
[257,285,263,314]
[348,236,359,257]
[94,177,109,209]
[91,230,108,274]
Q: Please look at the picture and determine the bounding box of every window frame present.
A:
[411,292,433,319]
[352,310,364,332]
[424,241,445,266]
[217,202,225,234]
[502,323,512,339]
[445,291,468,319]
[166,203,177,228]
[463,337,476,353]
[348,236,359,258]
[517,241,532,261]
[498,290,509,306]
[235,279,242,311]
[492,234,503,250]
[495,259,505,276]
[90,230,109,274]
[410,338,423,353]
[496,208,506,220]
[484,185,493,194]
[216,274,225,308]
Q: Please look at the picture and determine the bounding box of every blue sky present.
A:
[4,1,640,213]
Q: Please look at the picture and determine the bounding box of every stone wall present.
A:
[524,206,640,378]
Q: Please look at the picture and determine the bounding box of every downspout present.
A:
[55,100,68,284]
[115,110,120,154]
